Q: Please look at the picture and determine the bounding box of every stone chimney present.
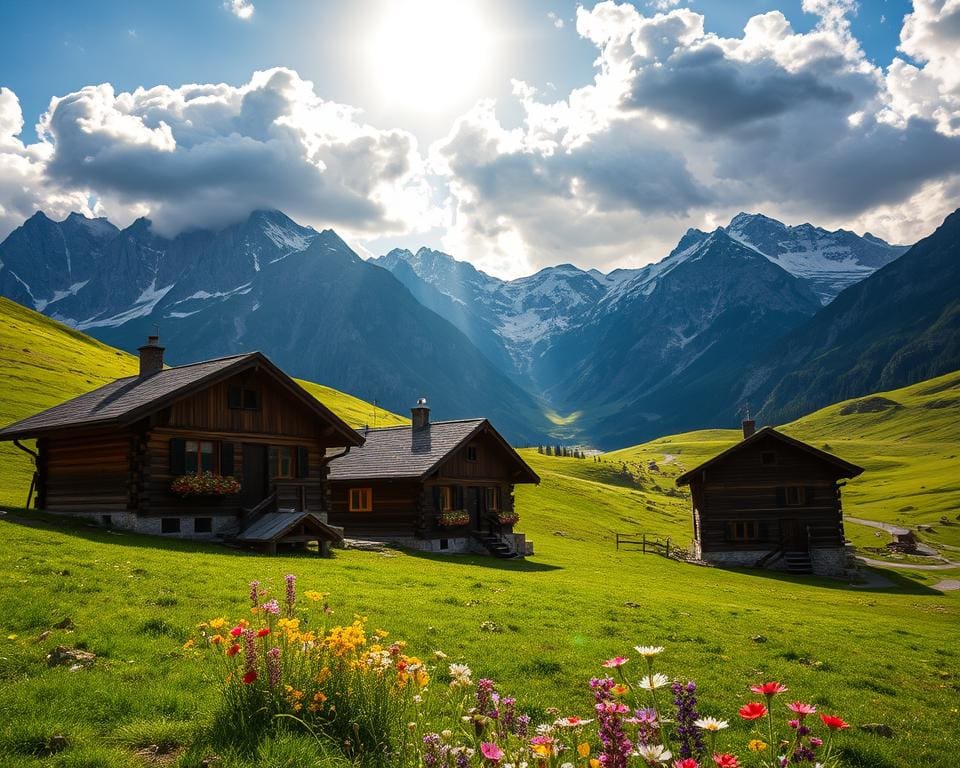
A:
[411,397,430,430]
[742,418,756,439]
[138,335,165,378]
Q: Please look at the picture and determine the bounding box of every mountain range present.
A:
[2,204,957,448]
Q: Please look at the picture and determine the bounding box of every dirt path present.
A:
[845,516,911,536]
[855,555,960,571]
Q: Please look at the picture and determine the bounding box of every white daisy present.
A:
[633,645,664,657]
[639,672,670,690]
[694,716,729,731]
[633,743,672,763]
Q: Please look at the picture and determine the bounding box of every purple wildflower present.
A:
[630,708,660,747]
[595,699,632,768]
[249,580,261,607]
[284,574,296,617]
[515,714,530,738]
[267,646,281,687]
[672,679,705,759]
[476,678,495,715]
[261,598,280,616]
[242,628,257,676]
[422,733,449,768]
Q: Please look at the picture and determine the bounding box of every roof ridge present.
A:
[356,417,485,433]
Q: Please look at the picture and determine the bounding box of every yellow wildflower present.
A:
[303,590,326,602]
[578,743,591,758]
[748,740,768,752]
[611,683,629,696]
[209,617,227,629]
[182,638,195,649]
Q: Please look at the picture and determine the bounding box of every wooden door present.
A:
[781,518,807,550]
[469,486,482,531]
[242,443,269,508]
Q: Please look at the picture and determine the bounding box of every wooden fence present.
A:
[615,532,674,557]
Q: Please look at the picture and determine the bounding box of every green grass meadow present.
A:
[0,298,958,767]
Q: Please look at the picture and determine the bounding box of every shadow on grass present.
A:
[0,508,562,571]
[399,546,562,572]
[708,560,942,595]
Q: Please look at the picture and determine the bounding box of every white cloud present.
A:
[429,0,960,276]
[547,11,564,29]
[224,0,254,21]
[27,68,434,238]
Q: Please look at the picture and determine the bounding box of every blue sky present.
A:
[0,0,955,278]
[1,0,913,145]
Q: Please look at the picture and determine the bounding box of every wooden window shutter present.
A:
[296,446,309,478]
[228,384,242,409]
[169,438,186,474]
[221,442,235,476]
[775,487,786,507]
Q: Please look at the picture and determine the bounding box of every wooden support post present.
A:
[642,533,646,554]
[666,538,671,558]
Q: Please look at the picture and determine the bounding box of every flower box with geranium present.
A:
[496,511,519,526]
[170,471,241,497]
[437,510,469,527]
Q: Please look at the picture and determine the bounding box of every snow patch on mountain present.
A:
[35,280,90,312]
[77,281,176,330]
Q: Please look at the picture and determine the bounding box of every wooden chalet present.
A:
[675,420,863,576]
[0,336,362,552]
[326,399,540,557]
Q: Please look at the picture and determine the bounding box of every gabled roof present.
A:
[675,426,863,486]
[238,511,344,543]
[0,351,363,447]
[327,418,540,483]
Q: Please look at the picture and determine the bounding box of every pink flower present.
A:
[674,760,700,768]
[480,742,503,762]
[712,755,740,768]
[787,702,816,718]
[229,626,243,638]
[602,656,629,668]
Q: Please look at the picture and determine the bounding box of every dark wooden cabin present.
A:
[675,420,863,575]
[326,398,540,558]
[0,336,362,551]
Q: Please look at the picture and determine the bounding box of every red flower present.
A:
[226,644,240,657]
[819,714,849,730]
[257,628,271,638]
[712,754,741,768]
[738,702,768,720]
[750,682,787,697]
[673,760,700,768]
[230,626,243,638]
[242,670,258,685]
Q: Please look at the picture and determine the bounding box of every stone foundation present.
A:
[702,546,851,577]
[353,533,531,557]
[808,546,850,577]
[80,512,240,539]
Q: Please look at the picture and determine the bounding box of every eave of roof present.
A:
[675,426,864,486]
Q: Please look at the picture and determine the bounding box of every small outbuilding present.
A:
[326,398,540,557]
[0,336,363,550]
[675,419,863,576]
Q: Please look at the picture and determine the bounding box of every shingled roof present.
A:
[0,351,363,446]
[327,419,540,483]
[675,426,863,486]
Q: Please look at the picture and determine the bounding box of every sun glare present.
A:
[366,0,496,113]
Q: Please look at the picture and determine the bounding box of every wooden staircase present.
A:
[784,550,813,574]
[475,532,520,559]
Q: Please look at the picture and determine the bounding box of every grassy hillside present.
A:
[0,299,957,767]
[0,297,406,506]
[607,369,960,550]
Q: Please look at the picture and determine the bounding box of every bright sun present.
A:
[366,0,496,113]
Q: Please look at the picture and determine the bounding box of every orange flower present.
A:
[577,742,590,758]
[611,683,629,696]
[210,634,224,645]
[226,643,240,657]
[738,702,768,720]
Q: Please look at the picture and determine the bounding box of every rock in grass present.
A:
[751,635,768,643]
[53,617,75,630]
[859,723,894,738]
[46,645,95,669]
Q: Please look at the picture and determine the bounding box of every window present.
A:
[726,520,758,541]
[440,486,455,512]
[349,487,373,512]
[485,487,500,511]
[161,517,181,534]
[761,451,777,466]
[228,384,260,411]
[466,445,478,462]
[785,486,805,506]
[185,440,216,473]
[101,515,112,527]
[439,538,449,550]
[269,446,295,478]
[194,517,213,534]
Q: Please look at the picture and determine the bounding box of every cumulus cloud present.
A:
[430,0,960,275]
[224,0,254,21]
[29,68,433,237]
[0,88,96,237]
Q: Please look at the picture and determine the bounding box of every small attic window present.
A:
[228,384,260,411]
[466,445,478,462]
[761,451,777,466]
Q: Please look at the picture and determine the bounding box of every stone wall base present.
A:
[702,546,851,577]
[354,533,531,558]
[77,511,240,539]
